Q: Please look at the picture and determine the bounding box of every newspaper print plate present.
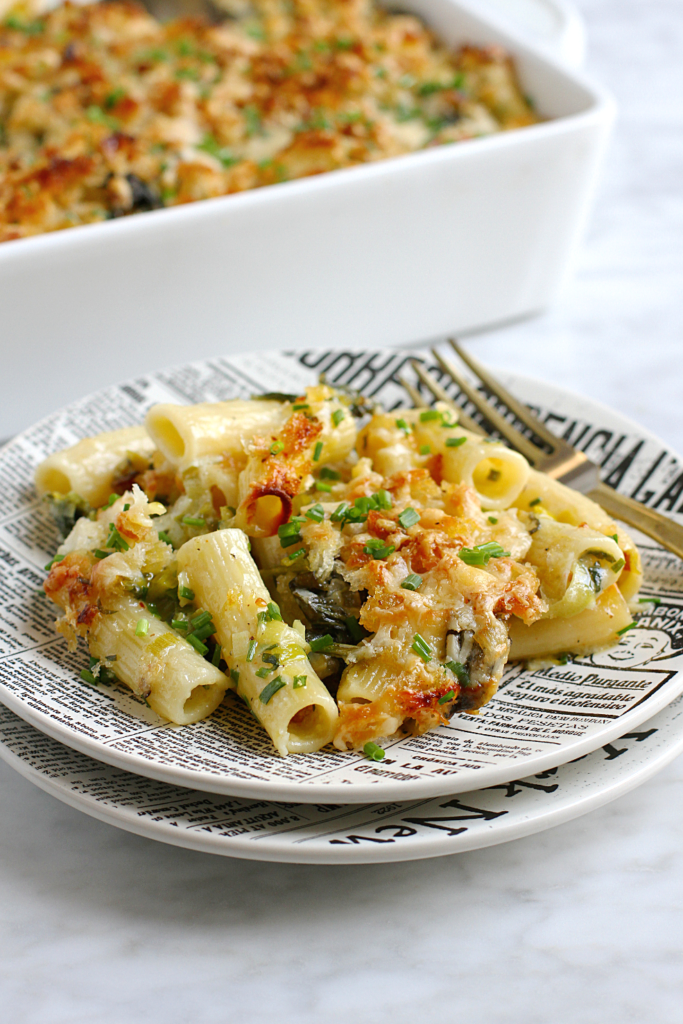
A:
[1,348,683,804]
[1,694,682,864]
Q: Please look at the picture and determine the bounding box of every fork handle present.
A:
[588,482,683,560]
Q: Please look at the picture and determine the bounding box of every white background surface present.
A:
[2,0,683,1020]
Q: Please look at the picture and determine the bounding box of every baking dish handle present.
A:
[477,0,586,68]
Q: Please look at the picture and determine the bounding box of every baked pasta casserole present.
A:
[38,385,642,758]
[0,0,538,241]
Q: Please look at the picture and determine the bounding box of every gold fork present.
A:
[400,339,683,560]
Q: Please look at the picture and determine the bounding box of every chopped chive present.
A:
[192,623,215,642]
[293,403,309,410]
[459,542,510,566]
[446,436,467,448]
[331,502,350,522]
[262,652,280,667]
[123,503,131,512]
[438,689,455,704]
[278,517,305,535]
[398,507,420,529]
[285,547,307,563]
[529,497,542,507]
[610,533,619,543]
[171,619,188,630]
[103,493,118,509]
[93,549,110,560]
[446,660,471,686]
[488,517,498,524]
[363,741,385,761]
[400,573,423,591]
[293,675,307,689]
[309,634,334,652]
[256,666,272,678]
[331,409,345,427]
[279,532,303,547]
[419,409,441,422]
[419,445,431,455]
[267,602,282,622]
[182,515,205,527]
[375,490,392,509]
[80,669,98,685]
[259,676,287,704]
[179,585,195,600]
[191,610,212,628]
[612,559,625,573]
[270,440,284,455]
[230,667,240,686]
[44,554,65,571]
[211,644,222,667]
[320,467,340,480]
[313,441,323,461]
[616,622,636,635]
[187,634,208,655]
[135,619,149,637]
[246,639,257,662]
[411,632,432,662]
[305,503,325,523]
[105,523,129,552]
[363,538,395,559]
[158,530,172,545]
[316,481,333,492]
[354,496,373,514]
[638,596,661,606]
[395,418,411,435]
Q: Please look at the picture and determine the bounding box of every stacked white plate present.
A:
[2,347,683,863]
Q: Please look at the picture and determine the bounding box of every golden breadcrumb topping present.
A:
[0,0,538,241]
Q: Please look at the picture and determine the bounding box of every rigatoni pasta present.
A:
[177,530,338,754]
[39,383,644,758]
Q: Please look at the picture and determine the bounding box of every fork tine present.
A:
[410,361,484,435]
[396,375,428,408]
[448,339,566,450]
[430,348,543,465]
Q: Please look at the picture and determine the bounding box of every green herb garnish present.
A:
[398,507,419,529]
[400,573,422,591]
[363,538,395,559]
[305,503,325,523]
[309,634,334,652]
[363,741,385,761]
[259,677,287,704]
[446,437,467,448]
[411,633,432,662]
[187,634,208,655]
[459,542,510,566]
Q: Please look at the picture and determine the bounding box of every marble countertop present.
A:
[2,1,683,1021]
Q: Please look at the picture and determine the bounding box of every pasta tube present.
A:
[509,585,632,659]
[35,426,155,508]
[515,469,643,600]
[89,594,230,724]
[177,530,338,755]
[442,439,529,510]
[145,400,289,469]
[234,386,356,537]
[524,517,625,619]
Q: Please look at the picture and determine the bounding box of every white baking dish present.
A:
[0,0,614,438]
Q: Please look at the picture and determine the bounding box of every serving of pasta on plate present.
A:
[37,383,642,759]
